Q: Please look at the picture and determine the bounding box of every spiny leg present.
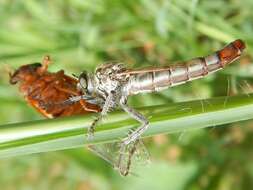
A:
[120,99,149,145]
[117,138,140,176]
[39,94,83,109]
[53,87,100,112]
[117,98,149,174]
[39,93,100,114]
[54,86,100,113]
[87,92,114,139]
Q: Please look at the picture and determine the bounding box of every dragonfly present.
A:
[9,56,148,176]
[61,39,246,175]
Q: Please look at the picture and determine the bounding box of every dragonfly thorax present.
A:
[77,63,130,104]
[93,63,129,99]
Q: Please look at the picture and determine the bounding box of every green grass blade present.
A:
[0,94,253,158]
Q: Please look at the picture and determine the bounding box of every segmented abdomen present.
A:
[127,39,246,95]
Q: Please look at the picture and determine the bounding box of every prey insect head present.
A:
[9,63,42,84]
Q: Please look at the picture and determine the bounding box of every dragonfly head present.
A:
[77,70,95,97]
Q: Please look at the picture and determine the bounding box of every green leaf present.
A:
[0,94,253,158]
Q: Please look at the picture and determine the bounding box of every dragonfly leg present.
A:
[39,94,83,109]
[87,92,114,139]
[117,99,149,174]
[119,99,149,145]
[117,138,140,176]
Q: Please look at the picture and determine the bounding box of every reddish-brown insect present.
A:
[9,56,100,118]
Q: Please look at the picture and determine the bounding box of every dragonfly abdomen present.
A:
[127,39,245,95]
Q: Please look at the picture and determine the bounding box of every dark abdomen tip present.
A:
[232,39,246,52]
[217,39,246,66]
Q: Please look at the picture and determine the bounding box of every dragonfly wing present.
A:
[87,143,118,167]
[87,139,150,176]
[117,66,171,76]
[132,139,151,165]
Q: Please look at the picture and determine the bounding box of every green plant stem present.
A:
[0,94,253,158]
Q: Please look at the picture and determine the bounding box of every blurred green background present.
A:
[0,0,253,189]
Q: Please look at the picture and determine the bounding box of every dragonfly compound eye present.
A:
[78,71,89,91]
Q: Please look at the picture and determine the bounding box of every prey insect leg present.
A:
[38,55,51,73]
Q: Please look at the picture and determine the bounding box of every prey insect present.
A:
[64,39,246,175]
[9,56,101,117]
[9,56,147,176]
